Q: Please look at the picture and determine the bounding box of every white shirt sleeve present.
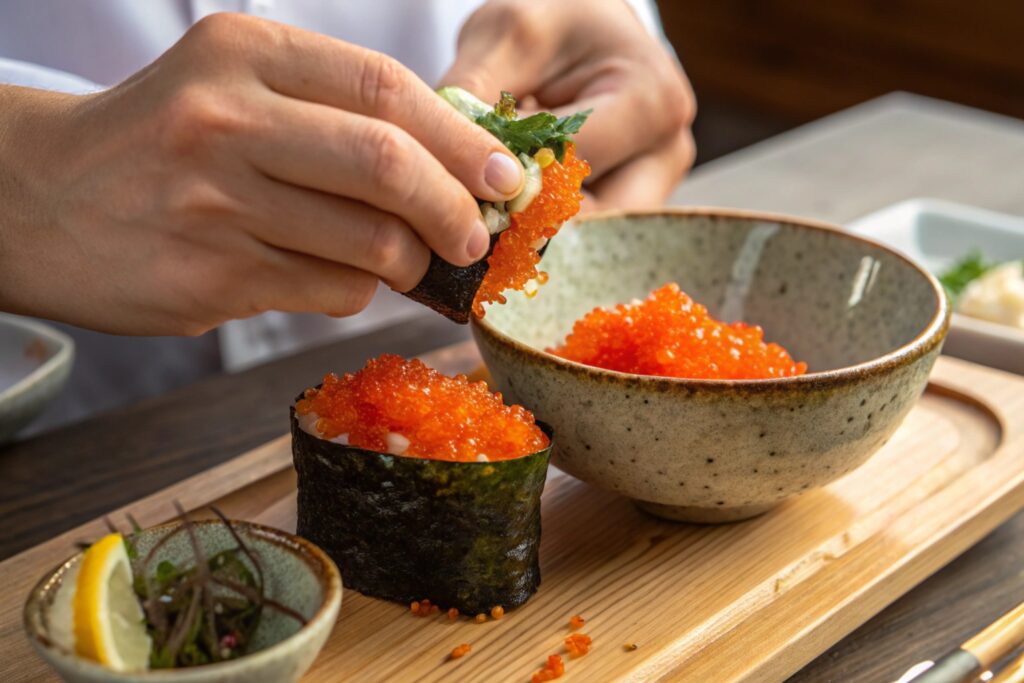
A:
[623,0,666,37]
[0,57,101,94]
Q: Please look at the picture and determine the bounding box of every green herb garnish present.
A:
[939,250,993,301]
[437,86,591,163]
[475,95,591,163]
[107,504,307,669]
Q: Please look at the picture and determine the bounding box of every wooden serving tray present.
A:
[2,344,1023,682]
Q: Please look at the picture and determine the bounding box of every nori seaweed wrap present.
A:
[402,87,589,324]
[404,237,549,324]
[291,407,552,614]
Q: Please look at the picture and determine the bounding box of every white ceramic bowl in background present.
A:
[0,314,75,444]
[848,198,1024,375]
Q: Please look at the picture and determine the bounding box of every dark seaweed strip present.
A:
[174,502,219,660]
[207,507,306,627]
[210,577,307,626]
[209,507,265,598]
[402,236,496,324]
[163,583,201,664]
[292,408,552,614]
[139,521,193,638]
[115,505,302,668]
[403,237,551,323]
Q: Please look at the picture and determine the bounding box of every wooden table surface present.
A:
[3,92,1024,682]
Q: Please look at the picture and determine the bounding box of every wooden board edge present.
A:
[744,477,1024,683]
[733,416,1024,682]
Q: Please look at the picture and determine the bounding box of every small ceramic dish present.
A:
[24,520,342,683]
[0,314,74,443]
[848,198,1024,375]
[473,208,949,523]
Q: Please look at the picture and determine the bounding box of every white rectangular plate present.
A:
[848,198,1024,374]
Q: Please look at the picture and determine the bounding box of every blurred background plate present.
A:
[848,198,1024,375]
[0,314,74,444]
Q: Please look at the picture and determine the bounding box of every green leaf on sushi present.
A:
[439,86,591,163]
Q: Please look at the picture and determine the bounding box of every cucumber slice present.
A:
[436,86,492,121]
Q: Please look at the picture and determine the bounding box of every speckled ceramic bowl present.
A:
[24,520,342,683]
[0,314,74,444]
[473,209,950,523]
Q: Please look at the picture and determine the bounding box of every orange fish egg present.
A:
[296,355,549,461]
[564,633,592,658]
[450,643,471,659]
[473,144,590,317]
[531,654,566,682]
[549,284,807,380]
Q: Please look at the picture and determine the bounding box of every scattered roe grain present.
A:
[296,355,549,461]
[450,643,471,659]
[549,283,808,380]
[473,144,590,317]
[564,633,592,658]
[532,654,566,682]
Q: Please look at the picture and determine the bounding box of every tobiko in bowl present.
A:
[472,208,949,522]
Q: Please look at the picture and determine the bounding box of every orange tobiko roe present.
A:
[295,354,549,462]
[472,144,590,317]
[531,654,566,682]
[564,633,593,658]
[549,283,807,380]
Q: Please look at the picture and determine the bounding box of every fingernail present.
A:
[466,220,491,261]
[485,152,524,196]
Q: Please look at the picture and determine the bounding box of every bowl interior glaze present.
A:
[484,211,941,373]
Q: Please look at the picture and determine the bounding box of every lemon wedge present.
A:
[72,533,152,671]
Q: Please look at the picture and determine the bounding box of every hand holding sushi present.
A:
[0,14,525,335]
[442,0,697,209]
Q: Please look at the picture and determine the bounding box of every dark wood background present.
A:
[656,0,1024,162]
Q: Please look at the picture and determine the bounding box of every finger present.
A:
[438,4,567,103]
[252,24,523,201]
[242,177,430,292]
[577,188,603,214]
[255,247,381,318]
[246,97,490,267]
[537,50,696,181]
[548,80,685,182]
[587,129,695,209]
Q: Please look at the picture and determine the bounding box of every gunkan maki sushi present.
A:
[291,354,552,614]
[404,88,591,323]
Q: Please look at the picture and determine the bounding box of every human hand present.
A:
[0,13,525,335]
[441,0,696,211]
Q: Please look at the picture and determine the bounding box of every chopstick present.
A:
[991,651,1024,683]
[897,601,1024,683]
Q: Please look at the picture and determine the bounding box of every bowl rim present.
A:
[472,206,951,390]
[0,313,75,404]
[23,519,342,680]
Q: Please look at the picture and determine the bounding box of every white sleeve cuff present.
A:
[0,57,102,94]
[623,0,666,38]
